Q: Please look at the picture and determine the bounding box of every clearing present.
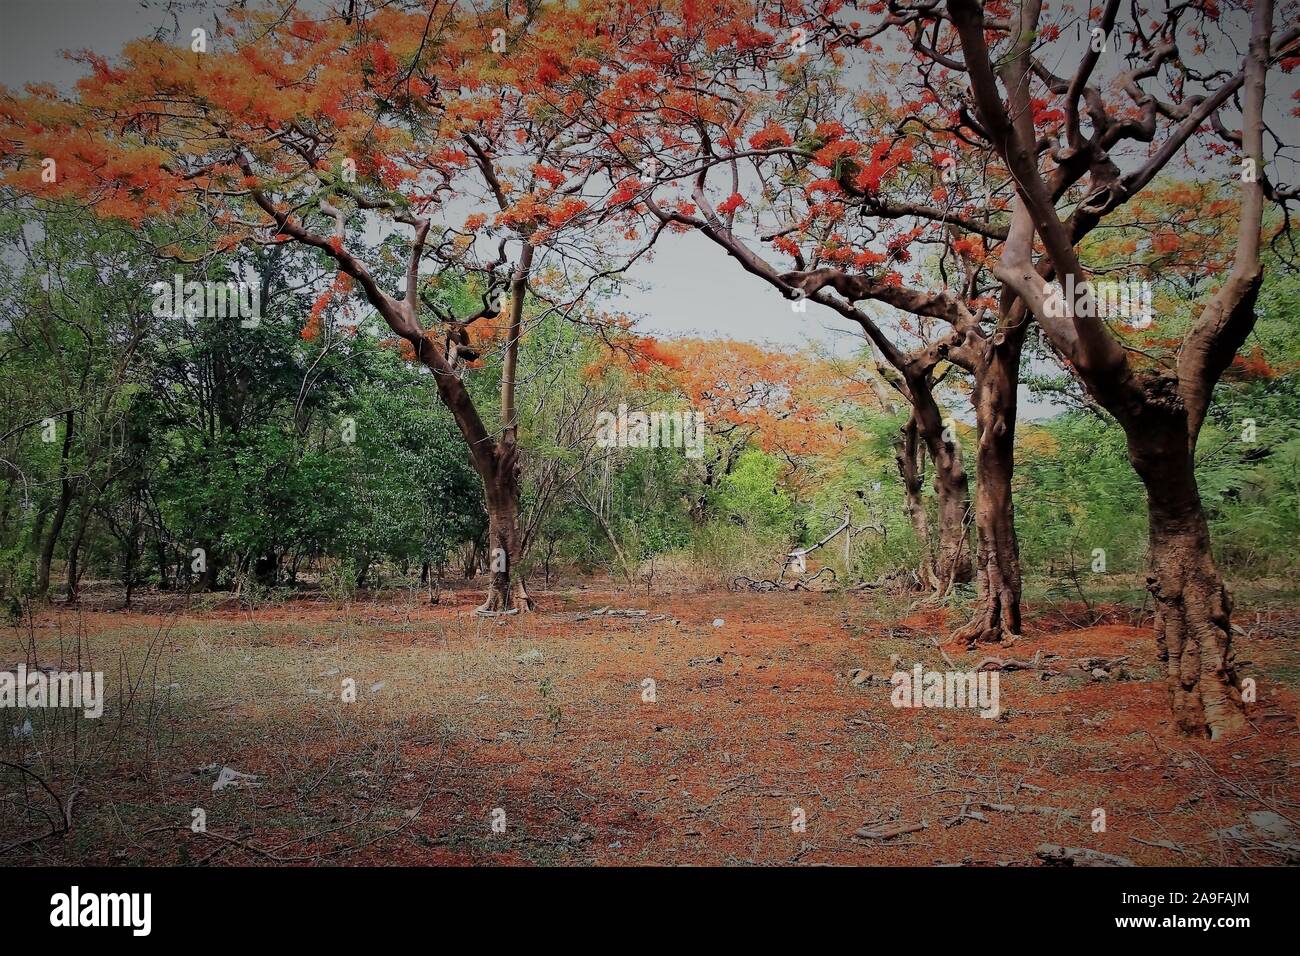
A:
[2,582,1297,865]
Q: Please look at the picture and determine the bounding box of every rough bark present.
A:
[1146,505,1244,739]
[931,432,973,589]
[910,389,973,589]
[1128,387,1245,738]
[476,439,534,614]
[473,241,534,614]
[864,363,944,591]
[954,322,1027,644]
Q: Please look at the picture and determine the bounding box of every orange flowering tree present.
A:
[923,0,1299,735]
[0,0,656,612]
[555,0,1299,689]
[647,338,861,520]
[555,0,985,595]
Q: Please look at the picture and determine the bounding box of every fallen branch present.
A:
[785,510,851,568]
[1036,843,1134,867]
[976,651,1051,672]
[1130,836,1188,855]
[975,802,1080,820]
[0,761,77,856]
[854,819,930,840]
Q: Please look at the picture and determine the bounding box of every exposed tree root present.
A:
[474,578,534,616]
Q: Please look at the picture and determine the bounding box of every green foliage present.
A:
[0,205,485,597]
[2,204,1297,602]
[818,410,928,581]
[342,362,486,573]
[713,449,797,539]
[1199,373,1300,573]
[1014,414,1148,574]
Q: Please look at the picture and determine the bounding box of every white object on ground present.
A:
[212,766,261,792]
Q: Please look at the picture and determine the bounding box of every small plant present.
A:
[320,561,359,605]
[538,677,562,734]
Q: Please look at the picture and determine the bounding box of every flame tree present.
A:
[0,0,657,612]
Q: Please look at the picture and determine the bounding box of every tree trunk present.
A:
[1147,512,1243,740]
[933,447,972,588]
[476,456,533,614]
[200,543,220,591]
[65,503,91,600]
[894,413,941,591]
[28,503,50,561]
[543,538,557,587]
[924,421,973,589]
[35,411,75,597]
[904,378,972,589]
[955,326,1025,644]
[471,241,536,615]
[123,533,137,609]
[1130,417,1245,739]
[36,483,72,597]
[154,535,170,590]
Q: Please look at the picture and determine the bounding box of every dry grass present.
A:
[2,580,1297,866]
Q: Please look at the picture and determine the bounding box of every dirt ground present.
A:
[2,581,1298,866]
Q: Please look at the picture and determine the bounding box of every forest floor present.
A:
[2,580,1298,866]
